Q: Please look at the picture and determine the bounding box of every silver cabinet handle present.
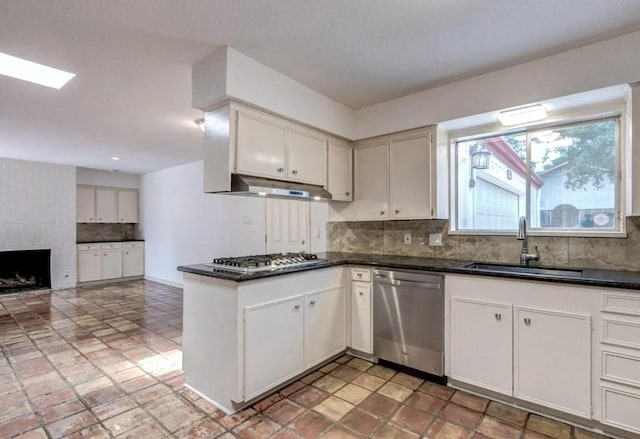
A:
[524,318,531,326]
[277,167,284,173]
[293,305,300,310]
[357,273,362,277]
[309,300,316,305]
[292,169,298,175]
[376,278,440,289]
[495,313,501,321]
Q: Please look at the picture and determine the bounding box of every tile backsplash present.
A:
[77,223,136,242]
[328,217,640,271]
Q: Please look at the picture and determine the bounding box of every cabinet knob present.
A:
[89,217,93,220]
[310,300,316,305]
[277,167,284,173]
[292,169,298,175]
[395,209,400,214]
[524,318,531,326]
[120,218,124,221]
[359,291,364,296]
[103,254,107,256]
[357,273,362,277]
[98,218,102,221]
[495,313,501,321]
[293,305,300,310]
[380,211,385,215]
[345,192,350,196]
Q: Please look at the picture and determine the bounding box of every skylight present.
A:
[0,52,75,89]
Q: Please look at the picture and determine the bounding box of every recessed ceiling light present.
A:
[0,52,75,89]
[498,104,547,126]
[111,157,120,161]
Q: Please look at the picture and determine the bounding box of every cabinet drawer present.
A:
[602,350,640,388]
[602,385,640,434]
[603,293,640,316]
[100,242,122,250]
[122,241,144,249]
[77,243,100,251]
[603,319,640,349]
[351,268,371,282]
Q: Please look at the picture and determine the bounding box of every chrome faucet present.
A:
[517,216,539,266]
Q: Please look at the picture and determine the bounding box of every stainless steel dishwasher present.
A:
[373,269,444,376]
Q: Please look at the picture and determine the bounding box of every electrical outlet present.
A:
[404,233,412,245]
[429,233,443,246]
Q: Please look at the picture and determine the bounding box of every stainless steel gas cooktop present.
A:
[205,253,326,273]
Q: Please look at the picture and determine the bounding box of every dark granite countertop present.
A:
[77,239,145,244]
[177,251,640,290]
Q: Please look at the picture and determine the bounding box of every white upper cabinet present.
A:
[96,188,117,223]
[288,129,326,185]
[117,190,138,223]
[355,142,389,220]
[234,106,329,186]
[328,141,353,202]
[77,186,139,223]
[236,111,287,180]
[77,186,96,223]
[353,127,441,221]
[389,134,431,219]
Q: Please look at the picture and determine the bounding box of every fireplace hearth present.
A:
[0,249,51,294]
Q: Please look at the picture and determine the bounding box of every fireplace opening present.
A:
[0,249,51,294]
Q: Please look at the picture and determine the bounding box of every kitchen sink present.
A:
[463,262,583,278]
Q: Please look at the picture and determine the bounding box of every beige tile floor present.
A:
[0,280,610,438]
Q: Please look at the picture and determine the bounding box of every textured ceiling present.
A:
[2,0,640,173]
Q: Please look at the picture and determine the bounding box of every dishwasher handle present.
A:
[374,276,441,289]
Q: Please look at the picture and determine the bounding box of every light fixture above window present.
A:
[195,118,205,132]
[498,104,547,126]
[0,52,75,89]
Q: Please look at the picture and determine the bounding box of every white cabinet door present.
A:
[96,189,117,223]
[288,129,326,186]
[244,296,304,400]
[389,135,431,219]
[123,248,144,277]
[328,142,353,202]
[101,249,123,279]
[77,187,96,223]
[304,286,346,367]
[450,298,513,395]
[117,190,138,223]
[354,142,389,220]
[351,281,372,354]
[236,111,287,180]
[266,199,309,253]
[514,307,591,418]
[78,251,101,282]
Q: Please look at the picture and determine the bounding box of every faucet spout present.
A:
[517,216,539,266]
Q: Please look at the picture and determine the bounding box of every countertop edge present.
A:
[177,255,640,290]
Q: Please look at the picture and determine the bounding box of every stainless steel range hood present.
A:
[223,174,333,201]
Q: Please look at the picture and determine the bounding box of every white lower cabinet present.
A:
[601,385,640,434]
[101,249,123,279]
[304,286,346,366]
[123,247,144,277]
[77,249,101,282]
[450,298,512,395]
[77,241,144,283]
[514,307,591,417]
[351,281,373,354]
[244,296,304,400]
[447,275,596,422]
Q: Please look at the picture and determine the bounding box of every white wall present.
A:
[139,161,266,286]
[0,158,76,289]
[77,167,140,189]
[355,30,640,138]
[192,47,356,139]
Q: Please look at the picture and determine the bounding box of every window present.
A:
[453,117,620,234]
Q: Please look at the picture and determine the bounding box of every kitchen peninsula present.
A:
[179,252,640,437]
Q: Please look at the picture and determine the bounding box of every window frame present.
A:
[448,106,626,237]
